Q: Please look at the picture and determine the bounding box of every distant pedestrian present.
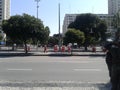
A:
[67,45,71,53]
[61,45,65,52]
[44,45,47,53]
[92,46,96,52]
[54,45,58,52]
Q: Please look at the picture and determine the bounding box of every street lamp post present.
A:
[35,0,40,19]
[58,3,61,51]
[34,0,40,50]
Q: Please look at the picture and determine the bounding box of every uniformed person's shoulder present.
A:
[111,44,119,48]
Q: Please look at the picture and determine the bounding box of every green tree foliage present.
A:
[33,26,50,45]
[0,34,2,41]
[97,20,107,42]
[63,28,85,46]
[48,36,58,47]
[48,34,62,46]
[43,26,50,44]
[2,13,50,53]
[68,13,107,50]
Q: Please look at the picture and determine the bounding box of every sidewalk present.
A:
[0,80,111,90]
[0,51,105,56]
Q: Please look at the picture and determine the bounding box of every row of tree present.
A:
[64,13,107,50]
[3,13,118,52]
[2,14,50,53]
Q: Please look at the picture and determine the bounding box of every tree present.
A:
[2,13,49,53]
[48,34,62,46]
[97,20,107,42]
[42,26,50,44]
[33,26,50,46]
[68,13,107,50]
[0,34,2,42]
[48,36,58,47]
[63,28,85,46]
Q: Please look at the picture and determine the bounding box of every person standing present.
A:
[106,50,112,79]
[104,40,113,81]
[44,45,47,53]
[110,40,120,90]
[109,30,120,90]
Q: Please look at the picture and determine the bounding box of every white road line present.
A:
[54,61,90,63]
[73,69,101,71]
[0,61,91,64]
[7,69,32,71]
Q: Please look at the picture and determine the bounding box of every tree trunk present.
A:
[84,46,88,51]
[24,41,28,54]
[85,42,88,51]
[36,40,39,51]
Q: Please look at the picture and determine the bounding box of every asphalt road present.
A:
[0,56,109,83]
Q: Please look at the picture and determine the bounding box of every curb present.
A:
[0,53,106,57]
[0,80,109,87]
[0,80,111,90]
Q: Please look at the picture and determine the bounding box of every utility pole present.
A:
[58,3,61,51]
[35,0,40,19]
[34,0,40,50]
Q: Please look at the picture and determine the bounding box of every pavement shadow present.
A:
[88,55,105,58]
[0,81,111,90]
[0,53,34,58]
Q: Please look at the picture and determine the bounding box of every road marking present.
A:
[7,69,32,71]
[73,69,101,71]
[48,61,90,63]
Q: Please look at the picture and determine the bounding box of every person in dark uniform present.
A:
[106,49,112,78]
[110,40,120,90]
[108,30,120,90]
[104,39,113,80]
[103,30,120,90]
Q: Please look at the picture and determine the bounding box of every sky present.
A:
[11,0,108,36]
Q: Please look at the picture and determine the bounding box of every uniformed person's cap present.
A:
[106,38,113,42]
[104,38,113,50]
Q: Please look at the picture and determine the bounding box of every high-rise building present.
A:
[62,0,118,36]
[108,0,120,15]
[0,0,10,21]
[62,14,78,36]
[0,0,10,43]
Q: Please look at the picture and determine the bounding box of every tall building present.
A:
[62,14,78,36]
[62,0,119,36]
[0,0,10,22]
[0,0,10,42]
[108,0,120,15]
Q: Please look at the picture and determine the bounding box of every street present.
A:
[0,56,109,83]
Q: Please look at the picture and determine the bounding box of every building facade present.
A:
[62,14,77,36]
[108,0,120,15]
[0,0,10,22]
[0,0,10,42]
[62,14,114,36]
[62,0,120,37]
